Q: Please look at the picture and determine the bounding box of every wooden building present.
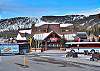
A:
[31,31,66,52]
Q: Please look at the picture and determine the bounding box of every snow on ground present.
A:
[78,54,92,60]
[43,50,66,53]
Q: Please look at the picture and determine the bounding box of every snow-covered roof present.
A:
[35,21,59,27]
[61,34,76,40]
[16,33,26,40]
[33,31,53,40]
[80,23,85,26]
[60,24,73,27]
[19,29,31,34]
[66,42,100,44]
[77,32,87,34]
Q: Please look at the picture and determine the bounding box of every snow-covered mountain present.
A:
[41,15,86,24]
[0,17,38,32]
[41,13,100,35]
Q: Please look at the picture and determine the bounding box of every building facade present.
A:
[31,31,67,52]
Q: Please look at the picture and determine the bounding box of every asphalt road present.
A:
[0,54,100,71]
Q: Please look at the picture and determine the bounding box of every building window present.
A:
[42,28,48,32]
[61,29,66,32]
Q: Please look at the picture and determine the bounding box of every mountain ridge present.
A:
[41,14,100,35]
[0,13,100,35]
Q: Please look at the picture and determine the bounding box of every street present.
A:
[0,54,100,71]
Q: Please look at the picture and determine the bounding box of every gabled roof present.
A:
[60,32,76,41]
[35,21,59,27]
[33,31,61,40]
[16,33,26,40]
[60,24,73,27]
[19,29,31,34]
[65,42,100,45]
[33,31,77,41]
[61,34,76,40]
[33,31,53,40]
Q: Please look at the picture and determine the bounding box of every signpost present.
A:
[23,55,29,67]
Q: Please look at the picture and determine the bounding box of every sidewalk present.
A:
[29,50,66,55]
[65,57,100,66]
[43,50,66,54]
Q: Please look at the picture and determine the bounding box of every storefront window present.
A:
[57,44,59,47]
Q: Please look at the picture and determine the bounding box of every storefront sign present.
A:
[50,38,58,42]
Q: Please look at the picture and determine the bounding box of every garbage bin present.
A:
[72,52,78,58]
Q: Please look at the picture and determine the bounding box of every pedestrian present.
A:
[98,37,100,42]
[92,37,95,42]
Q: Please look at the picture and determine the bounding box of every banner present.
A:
[0,44,19,54]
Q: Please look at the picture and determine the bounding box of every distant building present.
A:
[16,29,31,54]
[16,29,31,43]
[32,21,73,35]
[76,32,88,42]
[32,22,60,34]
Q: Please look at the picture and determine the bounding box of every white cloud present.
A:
[65,8,100,16]
[71,8,100,16]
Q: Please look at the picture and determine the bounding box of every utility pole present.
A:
[61,34,65,50]
[23,55,29,68]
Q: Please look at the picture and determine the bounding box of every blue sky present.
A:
[0,0,100,19]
